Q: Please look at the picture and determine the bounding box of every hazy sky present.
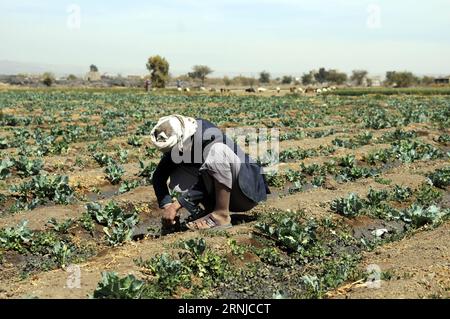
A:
[1,0,449,76]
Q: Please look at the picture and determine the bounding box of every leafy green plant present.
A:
[140,253,190,294]
[0,221,33,253]
[337,155,355,168]
[337,166,377,182]
[355,131,373,145]
[182,238,207,256]
[51,241,72,268]
[301,163,326,176]
[179,238,229,282]
[330,193,365,217]
[391,140,443,163]
[365,149,393,165]
[380,129,416,142]
[47,218,74,234]
[255,247,285,267]
[0,158,14,180]
[93,152,114,167]
[104,162,125,184]
[119,180,140,194]
[138,160,157,182]
[312,175,325,188]
[436,134,450,144]
[415,184,442,205]
[255,217,320,256]
[402,205,449,227]
[362,108,394,129]
[117,149,129,163]
[0,137,9,149]
[265,172,286,188]
[12,156,43,177]
[375,177,392,185]
[10,175,74,210]
[86,201,139,246]
[390,185,413,202]
[288,181,303,194]
[79,212,95,234]
[427,167,449,189]
[227,239,246,259]
[127,135,143,147]
[366,188,390,207]
[93,272,145,299]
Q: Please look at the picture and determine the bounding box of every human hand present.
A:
[162,200,181,226]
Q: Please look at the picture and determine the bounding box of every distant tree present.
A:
[42,72,55,87]
[385,71,419,88]
[146,55,170,88]
[421,76,435,86]
[301,73,314,85]
[326,70,348,85]
[67,74,78,81]
[90,64,98,72]
[234,76,257,87]
[188,65,213,86]
[223,76,232,86]
[259,71,271,84]
[281,76,293,85]
[350,70,368,86]
[314,68,329,84]
[248,77,257,87]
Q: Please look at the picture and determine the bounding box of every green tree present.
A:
[314,68,329,84]
[421,76,434,86]
[350,70,368,86]
[259,71,271,84]
[223,76,232,86]
[67,74,78,81]
[326,70,348,85]
[146,55,170,88]
[385,71,419,88]
[90,64,98,72]
[188,65,213,86]
[281,76,293,85]
[235,76,256,87]
[302,73,314,85]
[42,72,55,87]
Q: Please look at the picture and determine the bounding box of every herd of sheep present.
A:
[176,86,337,94]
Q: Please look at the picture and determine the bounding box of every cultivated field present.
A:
[0,89,449,299]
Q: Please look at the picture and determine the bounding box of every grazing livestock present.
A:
[177,87,182,92]
[257,87,267,93]
[200,87,207,91]
[276,87,281,93]
[245,88,256,93]
[184,87,190,92]
[290,87,304,94]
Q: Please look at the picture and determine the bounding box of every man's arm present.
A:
[152,152,177,208]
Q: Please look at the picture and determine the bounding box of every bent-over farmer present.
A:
[150,114,270,231]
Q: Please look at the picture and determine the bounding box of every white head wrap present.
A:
[150,114,198,153]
